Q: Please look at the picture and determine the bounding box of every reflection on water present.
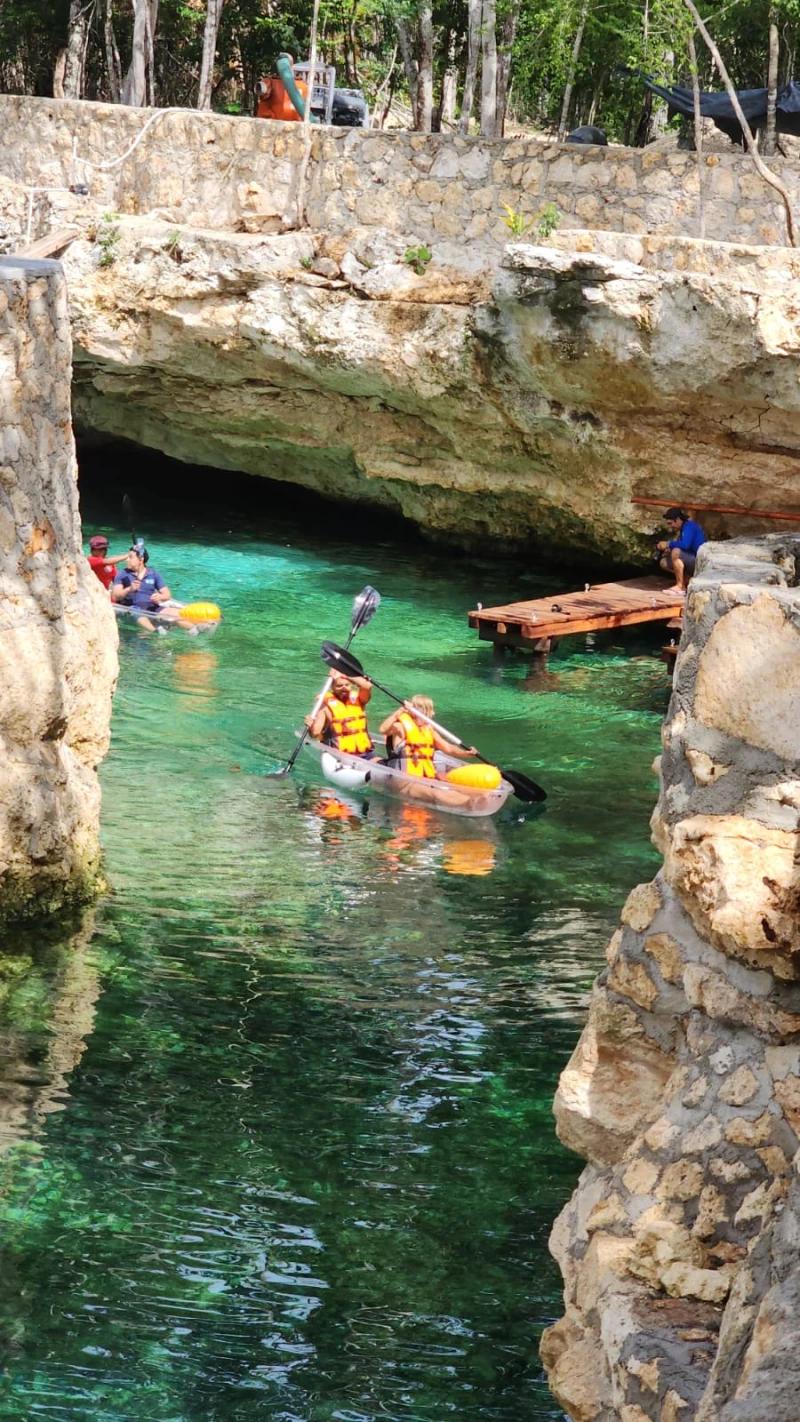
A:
[0,487,668,1421]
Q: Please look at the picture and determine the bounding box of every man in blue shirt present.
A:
[111,540,178,631]
[656,507,706,594]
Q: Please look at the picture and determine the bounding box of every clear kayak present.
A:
[303,735,513,819]
[113,599,221,634]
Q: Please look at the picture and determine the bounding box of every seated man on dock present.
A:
[656,507,706,594]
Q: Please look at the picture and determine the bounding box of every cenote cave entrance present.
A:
[0,439,668,1420]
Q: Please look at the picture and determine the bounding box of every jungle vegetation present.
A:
[0,0,796,145]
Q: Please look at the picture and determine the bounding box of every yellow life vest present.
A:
[323,691,373,756]
[392,710,436,778]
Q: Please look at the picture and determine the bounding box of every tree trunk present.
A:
[395,17,419,121]
[416,1,433,132]
[688,33,705,238]
[122,0,148,105]
[197,0,224,109]
[53,49,67,99]
[458,0,481,134]
[682,0,796,245]
[480,0,498,137]
[647,48,673,142]
[63,0,92,99]
[104,0,121,102]
[557,0,590,142]
[440,30,458,128]
[764,12,779,156]
[145,0,158,105]
[496,0,521,134]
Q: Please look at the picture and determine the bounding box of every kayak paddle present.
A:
[266,586,381,780]
[320,641,547,804]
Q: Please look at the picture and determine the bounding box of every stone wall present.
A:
[0,255,117,919]
[542,535,800,1422]
[0,94,795,250]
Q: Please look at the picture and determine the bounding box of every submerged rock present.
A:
[542,535,800,1421]
[0,257,117,920]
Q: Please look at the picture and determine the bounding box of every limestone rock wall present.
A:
[43,221,800,559]
[542,536,800,1421]
[0,256,117,919]
[0,94,794,249]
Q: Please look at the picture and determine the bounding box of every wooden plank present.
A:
[19,228,78,260]
[469,575,685,648]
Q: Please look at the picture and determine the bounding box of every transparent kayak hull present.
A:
[304,737,512,818]
[113,599,220,634]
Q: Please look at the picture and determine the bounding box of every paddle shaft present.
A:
[283,630,357,776]
[276,588,380,778]
[358,674,474,753]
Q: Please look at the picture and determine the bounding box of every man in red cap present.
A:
[87,534,129,591]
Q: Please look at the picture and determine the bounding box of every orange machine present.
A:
[255,74,308,122]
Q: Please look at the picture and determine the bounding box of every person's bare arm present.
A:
[431,728,476,757]
[354,676,372,705]
[111,578,137,602]
[152,584,172,604]
[305,704,329,738]
[379,709,401,736]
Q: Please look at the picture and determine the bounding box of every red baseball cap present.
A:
[89,535,108,551]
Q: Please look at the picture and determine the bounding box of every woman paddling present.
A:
[380,696,476,780]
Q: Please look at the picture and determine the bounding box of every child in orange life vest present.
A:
[305,672,376,758]
[380,695,477,779]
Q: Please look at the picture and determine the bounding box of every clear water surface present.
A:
[0,472,667,1421]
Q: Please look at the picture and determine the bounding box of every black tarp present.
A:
[641,75,800,143]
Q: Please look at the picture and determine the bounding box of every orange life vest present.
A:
[391,710,436,778]
[323,690,373,756]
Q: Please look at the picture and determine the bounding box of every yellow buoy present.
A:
[445,763,502,791]
[180,602,222,625]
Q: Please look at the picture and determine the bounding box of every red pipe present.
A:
[632,497,800,524]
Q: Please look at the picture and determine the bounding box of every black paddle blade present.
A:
[351,585,380,634]
[501,768,547,804]
[321,641,364,678]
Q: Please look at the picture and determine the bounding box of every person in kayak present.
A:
[306,671,376,758]
[380,696,477,779]
[87,534,130,590]
[111,540,187,632]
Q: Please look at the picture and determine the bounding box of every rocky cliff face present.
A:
[542,535,800,1421]
[0,257,117,920]
[44,219,800,560]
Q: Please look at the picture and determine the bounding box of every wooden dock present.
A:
[469,576,685,655]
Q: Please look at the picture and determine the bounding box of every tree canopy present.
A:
[0,0,796,143]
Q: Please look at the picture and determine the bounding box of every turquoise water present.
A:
[0,475,666,1421]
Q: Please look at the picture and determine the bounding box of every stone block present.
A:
[621,881,662,932]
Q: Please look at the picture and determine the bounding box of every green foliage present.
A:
[300,254,313,268]
[0,0,797,147]
[96,213,121,268]
[536,201,561,237]
[403,244,432,274]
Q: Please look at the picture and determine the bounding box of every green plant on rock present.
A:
[535,202,561,239]
[300,255,313,270]
[97,213,121,268]
[165,228,182,259]
[403,245,432,276]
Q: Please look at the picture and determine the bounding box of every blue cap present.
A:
[131,538,147,557]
